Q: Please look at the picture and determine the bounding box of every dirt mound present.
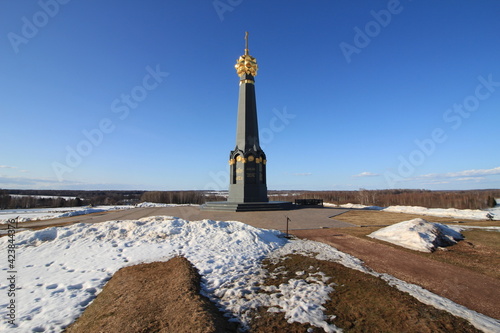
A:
[65,257,236,333]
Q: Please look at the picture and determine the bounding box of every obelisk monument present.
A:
[228,32,268,203]
[202,32,292,211]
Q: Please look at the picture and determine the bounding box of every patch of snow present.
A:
[9,194,80,200]
[135,202,199,208]
[259,277,339,332]
[384,205,497,220]
[324,202,499,220]
[1,217,498,333]
[453,226,500,232]
[324,203,382,210]
[0,205,133,224]
[367,218,464,252]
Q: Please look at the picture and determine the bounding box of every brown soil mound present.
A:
[65,257,237,333]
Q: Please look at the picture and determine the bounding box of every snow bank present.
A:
[383,205,496,220]
[0,217,287,332]
[325,202,499,220]
[135,202,199,208]
[367,218,464,252]
[324,202,382,210]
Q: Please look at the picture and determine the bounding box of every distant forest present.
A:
[0,189,498,210]
[269,189,499,210]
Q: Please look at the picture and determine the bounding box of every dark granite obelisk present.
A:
[228,32,268,203]
[202,32,292,211]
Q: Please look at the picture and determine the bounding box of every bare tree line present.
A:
[139,191,226,204]
[270,189,499,210]
[0,190,143,209]
[1,189,498,210]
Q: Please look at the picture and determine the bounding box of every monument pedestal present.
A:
[201,201,293,212]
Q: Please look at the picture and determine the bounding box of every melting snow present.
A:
[1,216,499,332]
[0,205,133,224]
[367,218,464,252]
[324,202,499,220]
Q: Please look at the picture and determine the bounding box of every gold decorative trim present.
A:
[229,159,235,165]
[263,159,267,165]
[247,155,255,162]
[239,79,254,85]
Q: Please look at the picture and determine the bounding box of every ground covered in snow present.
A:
[1,216,499,332]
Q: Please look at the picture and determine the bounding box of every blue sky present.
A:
[1,0,499,191]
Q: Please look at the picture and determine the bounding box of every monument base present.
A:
[201,201,294,212]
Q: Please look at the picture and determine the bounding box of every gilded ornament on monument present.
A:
[235,32,258,77]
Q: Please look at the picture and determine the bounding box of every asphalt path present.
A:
[1,206,355,231]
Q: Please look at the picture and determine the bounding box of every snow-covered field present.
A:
[0,205,134,224]
[0,202,202,225]
[1,216,499,332]
[325,202,500,220]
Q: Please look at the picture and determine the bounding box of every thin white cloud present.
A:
[0,165,17,169]
[420,166,500,179]
[293,173,312,176]
[0,175,138,190]
[353,171,380,178]
[455,177,485,182]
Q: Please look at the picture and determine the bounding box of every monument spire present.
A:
[245,31,249,55]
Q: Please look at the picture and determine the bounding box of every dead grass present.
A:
[65,257,237,333]
[249,254,481,333]
[332,210,500,280]
[424,230,500,279]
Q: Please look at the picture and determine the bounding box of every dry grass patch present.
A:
[424,230,500,279]
[65,257,237,333]
[249,254,480,333]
